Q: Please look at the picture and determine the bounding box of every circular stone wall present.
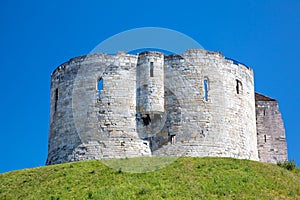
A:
[47,49,258,165]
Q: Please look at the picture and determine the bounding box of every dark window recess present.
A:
[54,88,58,112]
[97,78,103,100]
[150,62,154,77]
[142,114,151,126]
[236,80,242,94]
[204,79,208,101]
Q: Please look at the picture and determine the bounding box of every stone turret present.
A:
[136,51,164,114]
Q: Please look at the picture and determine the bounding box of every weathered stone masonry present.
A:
[46,49,287,165]
[255,93,288,163]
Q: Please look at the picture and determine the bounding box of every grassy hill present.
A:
[0,157,299,199]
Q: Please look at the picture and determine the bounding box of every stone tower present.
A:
[136,51,164,114]
[46,49,287,165]
[255,93,288,163]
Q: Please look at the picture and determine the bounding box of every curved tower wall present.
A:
[136,52,164,114]
[47,53,151,165]
[160,49,258,160]
[47,61,82,164]
[47,49,260,165]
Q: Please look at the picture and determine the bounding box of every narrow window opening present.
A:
[171,135,176,144]
[264,135,267,143]
[150,62,154,77]
[54,88,58,112]
[204,79,208,101]
[236,80,242,94]
[142,114,151,126]
[97,78,103,101]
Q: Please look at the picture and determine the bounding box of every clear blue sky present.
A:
[0,0,299,173]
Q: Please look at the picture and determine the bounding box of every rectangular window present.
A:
[97,78,103,101]
[171,135,176,144]
[204,79,208,101]
[264,135,267,143]
[54,88,58,112]
[150,62,154,77]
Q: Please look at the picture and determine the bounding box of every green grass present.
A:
[1,157,299,199]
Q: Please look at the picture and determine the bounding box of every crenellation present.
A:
[46,49,288,165]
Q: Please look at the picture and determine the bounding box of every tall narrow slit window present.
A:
[236,79,242,94]
[150,62,154,77]
[97,78,103,101]
[54,88,58,112]
[264,135,267,143]
[204,79,209,101]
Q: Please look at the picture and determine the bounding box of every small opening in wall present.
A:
[54,88,58,112]
[97,78,103,101]
[236,79,242,94]
[142,114,151,126]
[204,79,209,101]
[150,62,154,77]
[264,135,267,143]
[171,135,176,144]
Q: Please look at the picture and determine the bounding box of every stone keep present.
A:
[46,49,288,165]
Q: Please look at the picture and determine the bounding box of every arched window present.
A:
[203,78,209,101]
[97,78,103,101]
[150,62,154,77]
[236,79,242,94]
